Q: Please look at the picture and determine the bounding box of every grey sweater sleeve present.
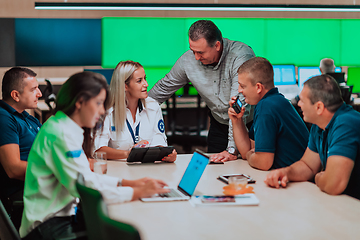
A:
[148,55,189,104]
[227,53,255,150]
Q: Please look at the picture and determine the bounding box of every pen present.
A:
[234,195,251,198]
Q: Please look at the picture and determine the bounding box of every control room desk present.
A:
[106,154,360,240]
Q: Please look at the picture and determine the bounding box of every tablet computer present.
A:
[217,174,256,184]
[127,146,175,163]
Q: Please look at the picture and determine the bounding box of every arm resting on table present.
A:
[315,155,354,195]
[0,144,27,180]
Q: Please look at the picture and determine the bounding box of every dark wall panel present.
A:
[15,18,101,66]
[0,18,16,67]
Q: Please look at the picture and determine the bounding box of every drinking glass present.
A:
[228,175,248,191]
[93,152,107,174]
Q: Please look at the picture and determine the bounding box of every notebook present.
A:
[141,150,209,202]
[189,194,259,207]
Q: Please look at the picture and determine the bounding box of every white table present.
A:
[107,154,360,240]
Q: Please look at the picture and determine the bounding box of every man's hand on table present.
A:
[264,168,289,188]
[209,150,238,163]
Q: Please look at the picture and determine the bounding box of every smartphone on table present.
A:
[217,173,256,184]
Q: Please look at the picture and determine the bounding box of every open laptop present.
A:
[141,150,209,202]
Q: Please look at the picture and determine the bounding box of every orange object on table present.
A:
[223,185,254,195]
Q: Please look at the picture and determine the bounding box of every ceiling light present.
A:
[34,3,360,12]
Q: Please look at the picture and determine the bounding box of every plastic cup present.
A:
[228,175,248,191]
[93,152,107,174]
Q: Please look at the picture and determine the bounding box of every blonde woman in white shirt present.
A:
[95,60,177,162]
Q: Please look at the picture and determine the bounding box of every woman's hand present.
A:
[162,149,177,163]
[133,140,149,148]
[128,178,170,200]
[123,177,156,187]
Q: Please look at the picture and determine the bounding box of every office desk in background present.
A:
[106,155,360,240]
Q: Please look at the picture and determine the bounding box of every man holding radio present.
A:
[227,57,309,170]
[265,74,360,199]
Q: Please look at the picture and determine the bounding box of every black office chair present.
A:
[76,174,141,240]
[43,79,56,110]
[165,83,209,153]
[327,72,345,84]
[0,199,21,240]
[339,83,353,104]
[326,72,353,104]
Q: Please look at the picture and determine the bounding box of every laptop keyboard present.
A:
[159,188,183,198]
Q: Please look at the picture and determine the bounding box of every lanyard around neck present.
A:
[126,119,140,144]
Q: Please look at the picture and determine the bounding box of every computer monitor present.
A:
[84,69,114,85]
[326,72,345,84]
[298,66,341,91]
[273,65,296,85]
[347,67,360,93]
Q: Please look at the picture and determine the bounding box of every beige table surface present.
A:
[107,154,360,240]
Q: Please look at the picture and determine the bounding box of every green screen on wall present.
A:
[102,18,187,68]
[266,19,340,66]
[184,18,266,57]
[341,20,360,66]
[347,67,360,93]
[144,67,171,89]
[102,17,360,82]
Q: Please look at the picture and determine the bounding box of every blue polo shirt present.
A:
[308,103,360,199]
[249,88,309,169]
[0,100,41,198]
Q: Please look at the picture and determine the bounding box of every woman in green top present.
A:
[20,71,169,240]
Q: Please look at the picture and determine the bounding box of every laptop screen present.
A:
[178,151,209,196]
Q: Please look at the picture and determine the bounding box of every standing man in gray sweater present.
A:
[149,20,255,162]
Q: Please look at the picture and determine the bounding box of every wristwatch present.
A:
[227,146,236,155]
[117,179,122,187]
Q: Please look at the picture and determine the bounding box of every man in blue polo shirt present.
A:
[0,67,42,229]
[224,57,309,170]
[265,74,360,200]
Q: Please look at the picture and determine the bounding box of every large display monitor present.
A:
[16,19,101,66]
[84,69,114,85]
[298,66,341,91]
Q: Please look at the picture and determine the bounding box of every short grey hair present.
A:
[188,20,222,47]
[320,58,335,74]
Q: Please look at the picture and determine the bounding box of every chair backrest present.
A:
[0,200,21,240]
[165,85,209,153]
[76,174,104,240]
[327,72,345,84]
[98,201,141,240]
[76,173,141,240]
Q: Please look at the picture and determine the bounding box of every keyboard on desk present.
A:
[159,188,183,198]
[276,85,300,100]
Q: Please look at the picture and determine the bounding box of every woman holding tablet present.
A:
[94,60,177,162]
[20,72,169,240]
